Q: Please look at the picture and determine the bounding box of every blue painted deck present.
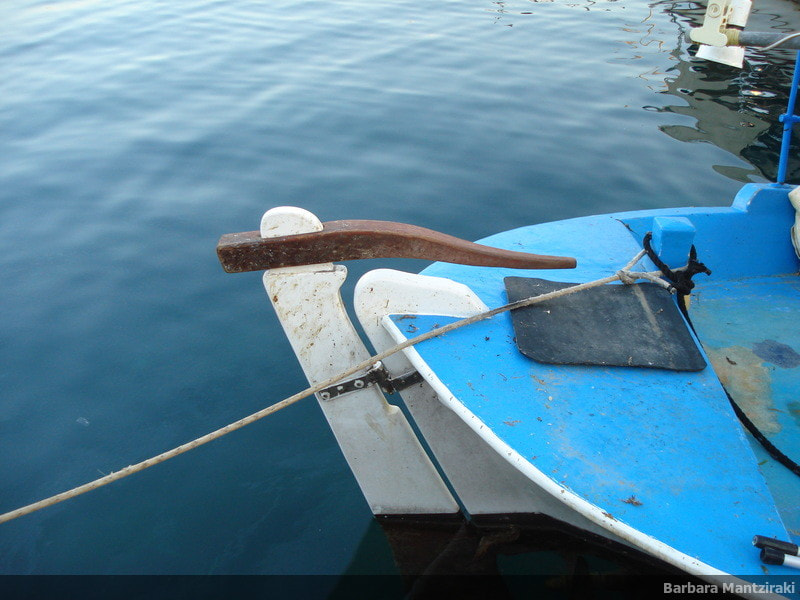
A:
[691,276,800,548]
[391,184,800,578]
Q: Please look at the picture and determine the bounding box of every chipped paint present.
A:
[623,495,643,506]
[531,375,547,386]
[705,345,780,434]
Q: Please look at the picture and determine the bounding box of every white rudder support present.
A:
[260,207,458,515]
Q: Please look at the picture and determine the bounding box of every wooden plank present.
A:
[217,220,576,272]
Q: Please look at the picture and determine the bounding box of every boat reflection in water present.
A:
[654,0,800,182]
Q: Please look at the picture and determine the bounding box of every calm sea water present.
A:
[2,0,800,584]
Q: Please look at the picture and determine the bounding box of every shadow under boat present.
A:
[334,512,739,599]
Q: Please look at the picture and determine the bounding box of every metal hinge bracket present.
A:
[317,361,424,401]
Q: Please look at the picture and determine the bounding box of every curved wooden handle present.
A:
[217,220,576,273]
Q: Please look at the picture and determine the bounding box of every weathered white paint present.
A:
[260,207,458,515]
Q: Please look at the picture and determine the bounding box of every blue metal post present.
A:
[777,50,800,184]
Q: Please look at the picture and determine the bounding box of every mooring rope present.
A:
[0,250,659,526]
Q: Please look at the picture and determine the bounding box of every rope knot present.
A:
[616,269,638,285]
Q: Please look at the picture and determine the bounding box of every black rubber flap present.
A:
[504,277,706,371]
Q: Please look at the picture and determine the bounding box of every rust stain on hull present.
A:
[705,345,780,434]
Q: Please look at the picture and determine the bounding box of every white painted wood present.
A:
[260,207,458,515]
[354,270,636,541]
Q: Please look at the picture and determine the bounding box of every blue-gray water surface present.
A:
[2,0,800,587]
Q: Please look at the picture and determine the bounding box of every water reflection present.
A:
[655,0,800,182]
[488,0,620,23]
[653,55,794,182]
[488,0,800,183]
